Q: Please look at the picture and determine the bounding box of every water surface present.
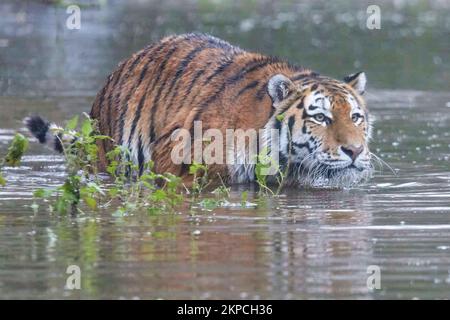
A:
[1,0,450,299]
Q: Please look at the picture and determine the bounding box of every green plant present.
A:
[135,165,184,215]
[0,133,29,186]
[198,197,225,210]
[29,115,262,216]
[212,173,230,198]
[31,115,187,215]
[33,114,109,214]
[241,190,248,206]
[189,161,210,196]
[255,112,294,195]
[255,146,278,195]
[105,147,185,215]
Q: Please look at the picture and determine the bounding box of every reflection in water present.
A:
[1,91,450,299]
[1,0,450,299]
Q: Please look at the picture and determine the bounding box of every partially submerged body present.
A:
[26,33,372,188]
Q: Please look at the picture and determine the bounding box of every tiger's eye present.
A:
[314,113,325,122]
[352,114,362,123]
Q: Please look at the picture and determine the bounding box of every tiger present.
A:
[24,33,372,187]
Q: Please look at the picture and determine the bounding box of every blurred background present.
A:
[0,0,449,97]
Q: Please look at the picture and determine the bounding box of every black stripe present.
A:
[108,59,134,140]
[203,58,236,85]
[136,58,152,90]
[134,38,176,93]
[291,74,308,81]
[296,97,304,109]
[117,91,133,145]
[192,57,273,122]
[94,77,113,154]
[107,61,127,137]
[91,75,112,170]
[137,134,144,175]
[187,68,207,93]
[172,63,210,114]
[278,151,288,168]
[179,55,242,122]
[193,87,225,122]
[95,75,112,119]
[129,46,152,72]
[117,42,167,144]
[236,80,259,97]
[293,141,313,153]
[302,109,308,120]
[227,57,272,85]
[162,45,214,121]
[151,125,180,145]
[274,118,282,131]
[94,85,107,118]
[288,115,295,135]
[163,46,207,101]
[147,44,180,144]
[126,40,179,150]
[302,124,307,134]
[256,82,268,101]
[291,72,319,81]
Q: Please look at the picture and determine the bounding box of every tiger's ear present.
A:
[344,71,366,95]
[268,74,295,104]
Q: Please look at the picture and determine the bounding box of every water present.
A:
[1,0,450,299]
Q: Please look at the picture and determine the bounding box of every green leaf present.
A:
[151,189,167,202]
[241,191,248,203]
[108,187,119,197]
[189,162,206,175]
[86,182,105,196]
[4,133,29,167]
[199,198,222,210]
[55,198,68,215]
[276,113,285,122]
[92,135,111,141]
[66,115,79,131]
[83,196,97,210]
[33,188,54,198]
[81,119,93,136]
[0,173,6,186]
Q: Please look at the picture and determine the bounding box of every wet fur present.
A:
[28,33,372,187]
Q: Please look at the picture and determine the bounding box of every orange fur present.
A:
[89,33,369,186]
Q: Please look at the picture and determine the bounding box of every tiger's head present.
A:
[266,71,372,188]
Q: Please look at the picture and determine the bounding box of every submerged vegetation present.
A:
[0,133,29,186]
[30,114,187,215]
[31,114,110,214]
[0,115,293,215]
[16,115,280,215]
[1,114,386,215]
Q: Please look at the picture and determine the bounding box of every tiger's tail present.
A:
[23,115,66,153]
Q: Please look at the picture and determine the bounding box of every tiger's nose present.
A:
[341,145,364,162]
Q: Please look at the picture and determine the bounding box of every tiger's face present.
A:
[267,72,372,187]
